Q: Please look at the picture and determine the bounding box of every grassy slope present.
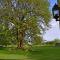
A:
[0,46,60,60]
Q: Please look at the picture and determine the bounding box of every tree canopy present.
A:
[0,0,50,48]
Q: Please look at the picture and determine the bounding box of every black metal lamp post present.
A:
[52,3,60,27]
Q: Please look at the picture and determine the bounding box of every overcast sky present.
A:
[43,0,60,41]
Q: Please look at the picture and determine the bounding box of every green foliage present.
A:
[0,21,17,46]
[18,0,50,23]
[33,36,42,45]
[0,0,50,46]
[57,0,60,3]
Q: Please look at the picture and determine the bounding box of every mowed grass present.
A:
[0,46,60,60]
[28,46,60,60]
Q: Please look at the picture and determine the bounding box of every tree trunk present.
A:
[18,39,23,49]
[17,29,24,49]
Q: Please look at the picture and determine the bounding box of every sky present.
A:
[49,0,57,13]
[42,0,60,41]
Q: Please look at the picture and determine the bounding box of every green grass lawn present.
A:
[0,46,60,60]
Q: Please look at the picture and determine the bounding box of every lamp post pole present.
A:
[58,0,60,28]
[59,17,60,28]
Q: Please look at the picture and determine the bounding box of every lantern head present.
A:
[52,3,59,21]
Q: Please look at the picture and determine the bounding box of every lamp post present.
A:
[52,3,60,28]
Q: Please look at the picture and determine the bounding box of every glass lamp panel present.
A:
[54,10,59,16]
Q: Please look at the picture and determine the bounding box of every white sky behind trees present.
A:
[43,19,60,41]
[42,0,60,41]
